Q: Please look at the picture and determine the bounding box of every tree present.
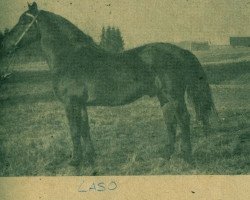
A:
[115,28,124,52]
[100,26,124,53]
[99,27,107,49]
[105,26,112,52]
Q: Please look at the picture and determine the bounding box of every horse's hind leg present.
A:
[161,96,192,162]
[158,93,177,159]
[175,100,192,162]
[158,80,192,162]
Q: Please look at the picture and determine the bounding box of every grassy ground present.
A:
[194,46,250,64]
[0,57,249,176]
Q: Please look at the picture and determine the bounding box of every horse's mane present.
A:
[41,10,97,47]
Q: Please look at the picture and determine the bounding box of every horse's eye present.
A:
[20,20,26,25]
[19,15,30,25]
[19,17,26,25]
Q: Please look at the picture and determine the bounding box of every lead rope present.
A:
[1,12,39,82]
[0,52,15,83]
[6,52,15,75]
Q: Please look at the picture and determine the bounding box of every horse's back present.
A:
[126,42,198,67]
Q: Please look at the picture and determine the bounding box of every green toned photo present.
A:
[0,1,249,176]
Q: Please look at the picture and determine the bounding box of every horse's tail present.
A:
[186,56,217,123]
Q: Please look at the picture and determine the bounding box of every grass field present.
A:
[0,48,249,176]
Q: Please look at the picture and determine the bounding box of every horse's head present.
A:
[1,2,40,55]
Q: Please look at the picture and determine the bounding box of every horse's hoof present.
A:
[181,153,193,164]
[85,150,96,166]
[85,156,95,166]
[184,157,193,164]
[92,170,98,176]
[165,154,172,161]
[164,148,174,160]
[69,158,81,166]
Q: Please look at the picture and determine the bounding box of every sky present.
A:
[0,0,250,48]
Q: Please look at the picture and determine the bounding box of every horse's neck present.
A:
[37,12,90,68]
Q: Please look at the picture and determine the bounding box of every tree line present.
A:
[99,26,124,53]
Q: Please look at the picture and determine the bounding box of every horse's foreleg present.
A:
[80,106,96,165]
[174,99,192,163]
[65,97,83,166]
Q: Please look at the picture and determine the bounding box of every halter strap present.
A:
[14,12,39,46]
[25,12,36,19]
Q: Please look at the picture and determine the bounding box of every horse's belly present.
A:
[86,79,149,106]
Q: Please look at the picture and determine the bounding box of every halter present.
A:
[14,12,39,46]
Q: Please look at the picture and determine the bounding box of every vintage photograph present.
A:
[0,0,249,176]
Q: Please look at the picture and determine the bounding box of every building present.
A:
[177,41,210,51]
[230,37,250,47]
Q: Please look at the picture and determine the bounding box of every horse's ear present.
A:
[27,2,32,9]
[31,2,38,10]
[28,2,38,11]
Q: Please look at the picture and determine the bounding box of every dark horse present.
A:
[2,2,215,166]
